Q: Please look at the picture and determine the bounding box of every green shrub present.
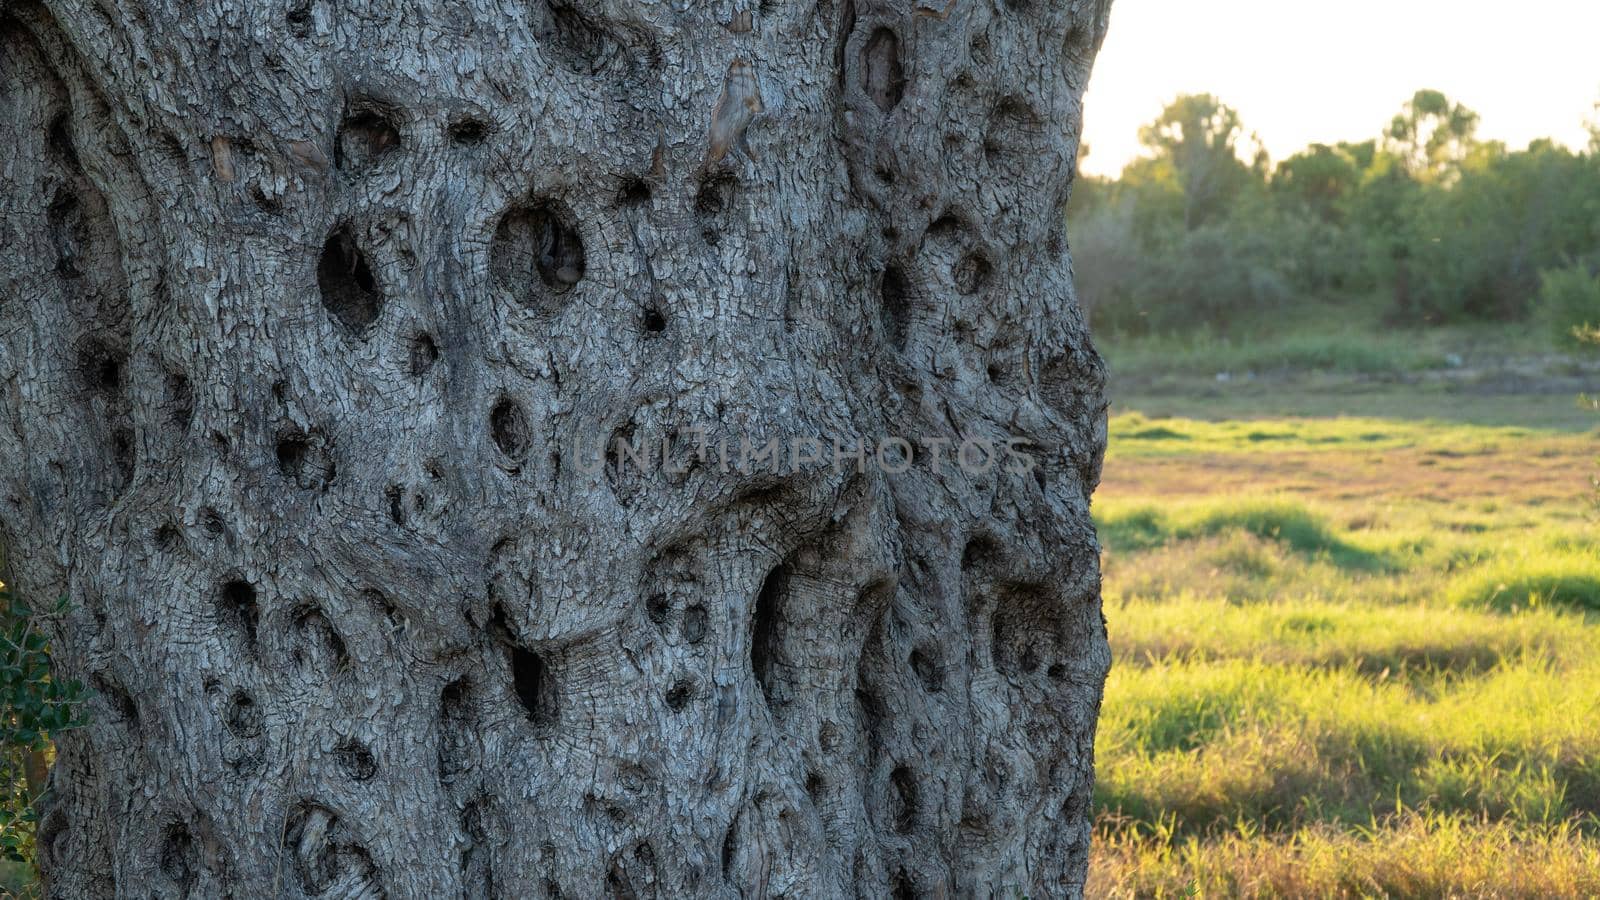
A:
[0,588,86,870]
[1537,262,1600,348]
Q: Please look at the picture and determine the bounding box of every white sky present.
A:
[1079,0,1600,176]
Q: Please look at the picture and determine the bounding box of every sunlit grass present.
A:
[1107,596,1592,673]
[1089,391,1600,897]
[1089,813,1600,899]
[1098,654,1600,831]
[1106,410,1575,458]
[1448,549,1600,612]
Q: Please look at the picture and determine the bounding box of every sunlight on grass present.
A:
[1090,393,1600,898]
[1089,813,1600,899]
[1106,411,1567,458]
[1448,551,1600,612]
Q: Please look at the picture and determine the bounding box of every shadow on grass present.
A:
[1098,500,1394,572]
[1453,571,1600,613]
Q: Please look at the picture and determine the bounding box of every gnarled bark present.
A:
[0,0,1113,895]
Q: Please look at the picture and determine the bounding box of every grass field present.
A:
[1087,329,1600,898]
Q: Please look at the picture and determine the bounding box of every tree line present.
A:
[1070,89,1600,344]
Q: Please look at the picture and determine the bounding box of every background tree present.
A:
[1272,143,1363,223]
[0,0,1116,896]
[1385,88,1481,184]
[1070,86,1600,335]
[1133,93,1263,231]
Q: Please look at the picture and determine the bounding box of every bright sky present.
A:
[1079,0,1600,176]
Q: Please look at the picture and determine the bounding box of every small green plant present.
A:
[0,587,87,869]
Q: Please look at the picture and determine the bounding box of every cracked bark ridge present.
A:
[0,0,1114,895]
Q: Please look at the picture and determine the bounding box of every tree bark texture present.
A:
[0,0,1113,895]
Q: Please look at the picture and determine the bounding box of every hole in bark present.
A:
[695,172,736,217]
[335,739,378,781]
[489,397,531,461]
[927,213,964,240]
[889,765,918,833]
[386,485,405,525]
[154,523,184,553]
[818,722,839,751]
[275,427,335,490]
[408,332,439,375]
[617,176,651,206]
[78,341,123,392]
[491,201,585,307]
[286,0,312,35]
[605,858,631,896]
[751,564,786,708]
[250,184,283,214]
[694,174,734,245]
[438,678,475,786]
[805,772,825,803]
[953,253,992,295]
[448,117,490,145]
[989,583,1058,678]
[291,605,348,673]
[159,822,195,888]
[641,307,666,333]
[645,593,670,626]
[276,431,308,476]
[460,796,496,895]
[284,803,379,896]
[682,603,708,644]
[223,690,262,738]
[664,678,695,711]
[969,32,990,61]
[962,535,999,572]
[217,579,260,653]
[892,868,918,900]
[862,27,906,113]
[91,673,138,727]
[1021,644,1040,673]
[495,614,557,729]
[720,810,739,879]
[335,106,400,171]
[166,369,194,429]
[317,227,383,332]
[47,112,79,171]
[46,189,87,278]
[613,842,657,898]
[880,263,910,350]
[854,686,885,741]
[909,645,943,693]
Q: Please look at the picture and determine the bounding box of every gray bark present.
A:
[0,0,1113,895]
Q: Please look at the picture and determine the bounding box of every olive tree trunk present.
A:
[0,0,1113,895]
